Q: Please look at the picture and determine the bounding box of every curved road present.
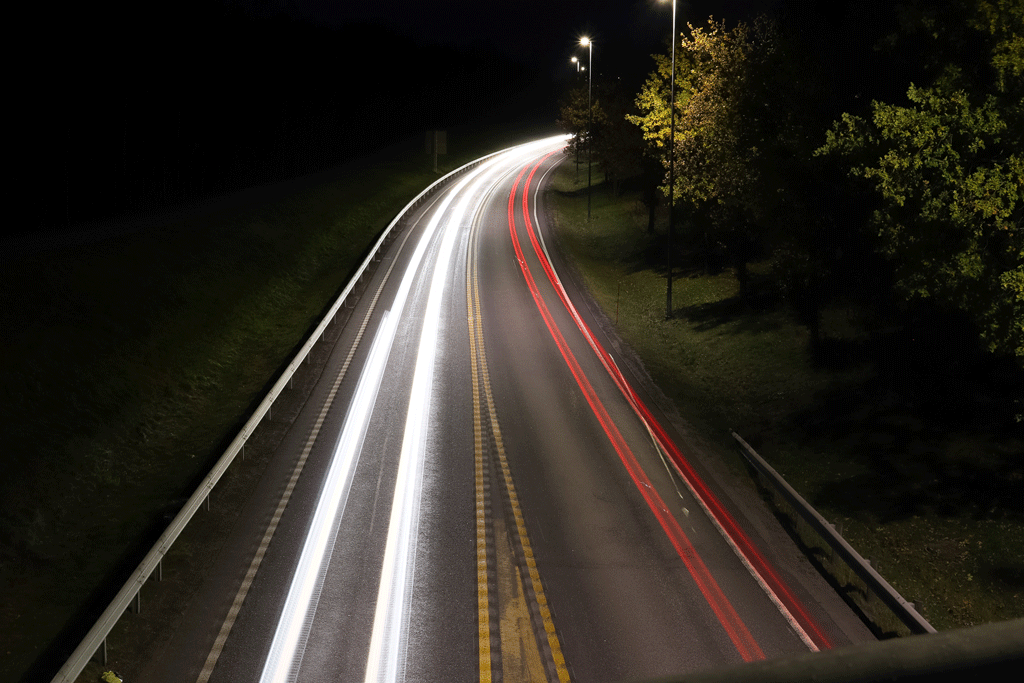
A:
[138,138,872,683]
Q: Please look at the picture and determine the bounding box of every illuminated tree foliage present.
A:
[630,17,805,297]
[818,0,1024,359]
[626,47,695,232]
[624,1,1021,362]
[671,18,775,216]
[626,48,693,155]
[630,18,775,221]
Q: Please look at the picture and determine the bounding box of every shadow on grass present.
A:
[673,271,1024,528]
[791,314,1024,525]
[987,563,1024,589]
[807,421,1024,523]
[677,293,787,334]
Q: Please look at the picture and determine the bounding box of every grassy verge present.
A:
[546,159,1024,633]
[0,124,555,681]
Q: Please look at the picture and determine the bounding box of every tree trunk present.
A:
[734,257,750,304]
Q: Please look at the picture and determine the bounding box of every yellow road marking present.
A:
[467,220,571,683]
[468,244,492,682]
[495,498,548,682]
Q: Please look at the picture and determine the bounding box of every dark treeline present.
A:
[12,2,537,236]
[560,0,1023,391]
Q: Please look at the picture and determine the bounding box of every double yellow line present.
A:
[467,215,571,683]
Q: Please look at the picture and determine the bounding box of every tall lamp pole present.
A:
[665,0,677,318]
[570,56,582,181]
[580,36,593,221]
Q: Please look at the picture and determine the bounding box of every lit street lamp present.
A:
[580,36,593,220]
[569,55,585,179]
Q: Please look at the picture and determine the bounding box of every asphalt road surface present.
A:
[136,137,873,683]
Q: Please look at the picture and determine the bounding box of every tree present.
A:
[626,48,693,233]
[629,17,792,299]
[557,87,610,175]
[817,0,1024,360]
[627,48,693,157]
[590,79,645,196]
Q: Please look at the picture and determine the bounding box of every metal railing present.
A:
[50,145,513,683]
[731,431,936,636]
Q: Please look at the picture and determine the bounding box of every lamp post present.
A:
[664,0,677,319]
[570,57,582,180]
[580,36,593,220]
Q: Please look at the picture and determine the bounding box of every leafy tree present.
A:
[818,0,1024,360]
[557,87,610,173]
[630,17,797,299]
[627,48,693,158]
[672,18,772,216]
[626,47,693,233]
[591,79,645,196]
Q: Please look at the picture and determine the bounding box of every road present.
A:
[136,137,873,683]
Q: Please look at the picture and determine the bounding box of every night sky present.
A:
[248,0,784,78]
[9,0,792,237]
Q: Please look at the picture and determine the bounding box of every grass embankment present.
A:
[547,159,1024,634]
[0,125,553,682]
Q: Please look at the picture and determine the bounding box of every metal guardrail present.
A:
[731,431,936,636]
[50,145,514,683]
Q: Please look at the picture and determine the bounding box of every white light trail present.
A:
[362,153,513,683]
[363,137,569,682]
[259,309,396,683]
[259,152,501,683]
[260,136,568,683]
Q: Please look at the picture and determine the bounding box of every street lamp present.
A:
[569,56,583,180]
[580,36,593,220]
[663,0,677,319]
